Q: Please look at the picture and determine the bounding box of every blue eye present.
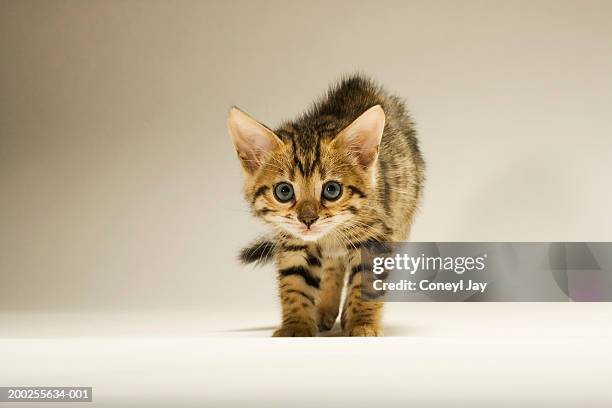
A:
[322,181,342,201]
[274,182,294,203]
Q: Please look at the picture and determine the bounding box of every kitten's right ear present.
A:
[227,107,283,174]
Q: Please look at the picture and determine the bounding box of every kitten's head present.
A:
[228,105,384,242]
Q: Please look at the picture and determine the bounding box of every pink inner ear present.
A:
[235,135,272,172]
[340,132,373,167]
[355,142,380,168]
[228,107,282,174]
[338,105,385,168]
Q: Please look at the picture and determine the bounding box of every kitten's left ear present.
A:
[332,105,385,169]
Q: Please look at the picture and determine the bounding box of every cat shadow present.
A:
[221,323,415,337]
[220,325,277,333]
[318,322,414,337]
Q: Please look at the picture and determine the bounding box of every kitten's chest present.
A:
[317,237,351,260]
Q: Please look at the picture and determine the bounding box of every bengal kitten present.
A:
[228,75,424,336]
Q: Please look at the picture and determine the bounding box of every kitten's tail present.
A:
[239,238,275,266]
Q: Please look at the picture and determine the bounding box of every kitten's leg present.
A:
[273,245,321,337]
[341,250,384,336]
[317,258,346,331]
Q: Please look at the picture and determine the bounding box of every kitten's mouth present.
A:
[300,228,321,237]
[291,224,329,241]
[298,226,324,241]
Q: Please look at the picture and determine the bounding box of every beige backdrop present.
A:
[1,0,611,312]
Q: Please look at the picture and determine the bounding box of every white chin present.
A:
[287,228,327,242]
[300,232,322,242]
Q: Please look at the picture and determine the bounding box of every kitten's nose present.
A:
[297,201,319,229]
[298,214,319,228]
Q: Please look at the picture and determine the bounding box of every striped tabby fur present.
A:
[228,75,424,336]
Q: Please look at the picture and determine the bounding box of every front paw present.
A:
[273,323,317,337]
[344,324,382,337]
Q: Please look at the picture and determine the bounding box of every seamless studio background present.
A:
[2,2,612,406]
[1,0,611,315]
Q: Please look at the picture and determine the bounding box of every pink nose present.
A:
[298,214,319,228]
[296,200,319,229]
